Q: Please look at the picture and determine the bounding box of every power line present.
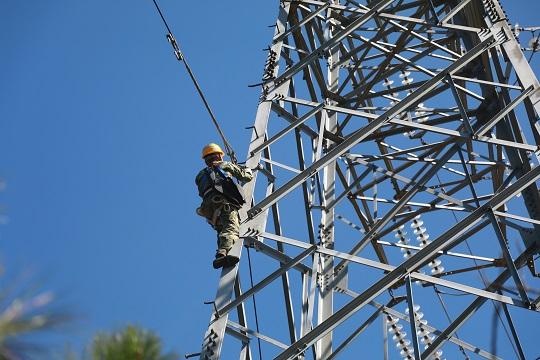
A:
[436,171,521,359]
[247,247,263,360]
[150,0,237,163]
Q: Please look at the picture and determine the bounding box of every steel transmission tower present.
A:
[198,0,540,359]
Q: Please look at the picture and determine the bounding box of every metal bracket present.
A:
[255,163,277,183]
[527,256,540,278]
[166,33,184,61]
[204,300,220,319]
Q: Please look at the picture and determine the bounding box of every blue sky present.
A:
[1,0,277,355]
[1,0,540,358]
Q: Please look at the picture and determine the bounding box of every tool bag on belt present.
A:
[196,198,231,227]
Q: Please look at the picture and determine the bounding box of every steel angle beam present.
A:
[274,165,540,360]
[285,0,482,33]
[375,240,497,262]
[273,3,331,45]
[227,320,289,350]
[332,143,465,273]
[326,305,384,360]
[270,102,319,138]
[476,86,535,136]
[259,232,528,307]
[268,0,397,90]
[421,242,540,360]
[349,157,472,210]
[245,237,311,273]
[500,303,527,360]
[225,326,251,344]
[405,276,422,360]
[197,1,540,358]
[335,292,504,360]
[248,36,496,220]
[485,0,540,112]
[216,245,316,318]
[249,103,324,157]
[440,0,474,24]
[198,3,292,359]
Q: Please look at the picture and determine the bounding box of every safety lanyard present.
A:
[207,165,229,182]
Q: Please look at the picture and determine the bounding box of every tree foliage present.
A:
[90,325,178,360]
[0,288,70,359]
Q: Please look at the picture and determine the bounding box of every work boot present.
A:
[213,255,240,269]
[212,249,228,269]
[224,255,239,267]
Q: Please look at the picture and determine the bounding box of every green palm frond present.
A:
[0,279,72,359]
[89,325,179,360]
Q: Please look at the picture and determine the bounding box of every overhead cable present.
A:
[150,0,238,163]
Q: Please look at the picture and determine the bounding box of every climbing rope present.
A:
[151,0,238,164]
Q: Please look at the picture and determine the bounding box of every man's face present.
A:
[204,153,223,167]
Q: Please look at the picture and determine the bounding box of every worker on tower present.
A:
[195,143,253,269]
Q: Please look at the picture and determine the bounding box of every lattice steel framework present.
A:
[198,0,540,359]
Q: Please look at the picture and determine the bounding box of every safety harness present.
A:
[198,165,245,205]
[196,164,246,227]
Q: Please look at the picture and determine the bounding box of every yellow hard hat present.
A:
[202,143,224,158]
